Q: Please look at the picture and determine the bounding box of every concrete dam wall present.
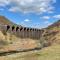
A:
[0,24,44,40]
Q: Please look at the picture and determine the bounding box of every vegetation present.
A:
[0,16,60,60]
[0,44,60,60]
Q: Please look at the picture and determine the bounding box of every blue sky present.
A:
[0,0,60,29]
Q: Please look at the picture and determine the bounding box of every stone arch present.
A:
[26,28,30,38]
[16,26,19,32]
[20,27,23,31]
[34,29,37,39]
[24,27,26,31]
[37,29,40,39]
[33,28,34,31]
[36,29,38,31]
[30,28,32,31]
[38,29,40,31]
[12,25,15,31]
[35,29,37,31]
[27,28,29,31]
[6,25,10,31]
[31,28,35,39]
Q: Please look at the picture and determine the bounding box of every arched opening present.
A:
[35,29,37,31]
[6,25,10,31]
[20,27,23,31]
[16,27,19,32]
[30,28,32,31]
[24,27,26,31]
[27,28,29,31]
[12,26,15,31]
[33,29,34,31]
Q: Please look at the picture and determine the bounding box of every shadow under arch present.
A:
[20,27,23,31]
[16,26,19,32]
[27,28,30,31]
[12,25,15,31]
[24,27,26,31]
[6,25,10,31]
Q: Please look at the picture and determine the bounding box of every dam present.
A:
[0,24,44,40]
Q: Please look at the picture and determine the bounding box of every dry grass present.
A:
[0,44,60,60]
[0,16,13,25]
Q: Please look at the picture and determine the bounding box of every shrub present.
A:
[39,37,50,48]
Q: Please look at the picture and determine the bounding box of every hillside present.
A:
[0,16,60,51]
[0,16,60,60]
[0,16,41,52]
[0,16,14,25]
[42,20,60,45]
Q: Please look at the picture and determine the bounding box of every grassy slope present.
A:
[0,16,13,25]
[0,16,21,27]
[0,44,60,60]
[0,16,60,60]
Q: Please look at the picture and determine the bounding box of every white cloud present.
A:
[9,0,55,14]
[44,21,52,26]
[42,16,50,20]
[24,19,30,22]
[53,15,60,19]
[9,7,20,12]
[20,19,31,27]
[0,0,10,6]
[41,14,60,20]
[0,0,56,14]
